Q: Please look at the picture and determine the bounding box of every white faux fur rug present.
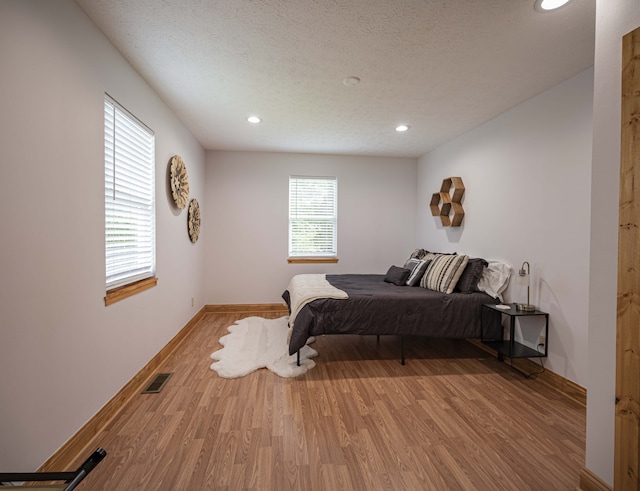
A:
[210,316,317,378]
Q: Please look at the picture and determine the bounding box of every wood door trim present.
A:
[615,26,640,491]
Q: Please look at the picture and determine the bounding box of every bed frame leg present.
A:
[297,350,301,366]
[401,336,405,365]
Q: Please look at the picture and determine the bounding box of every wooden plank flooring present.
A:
[77,311,585,490]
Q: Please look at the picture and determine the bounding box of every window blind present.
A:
[288,176,337,257]
[104,96,156,290]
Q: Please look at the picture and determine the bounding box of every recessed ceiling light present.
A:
[247,116,261,124]
[534,0,572,12]
[395,124,410,132]
[343,76,361,86]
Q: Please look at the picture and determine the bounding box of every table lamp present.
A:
[516,261,536,312]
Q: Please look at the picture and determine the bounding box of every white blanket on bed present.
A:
[287,274,348,330]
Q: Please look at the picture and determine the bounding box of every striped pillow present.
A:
[403,257,421,272]
[408,248,429,260]
[420,254,469,293]
[405,258,431,286]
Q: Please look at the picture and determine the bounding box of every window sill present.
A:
[105,276,158,306]
[287,257,339,264]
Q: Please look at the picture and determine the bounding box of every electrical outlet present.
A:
[191,297,195,307]
[539,335,546,346]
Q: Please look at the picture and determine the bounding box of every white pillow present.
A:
[476,260,512,300]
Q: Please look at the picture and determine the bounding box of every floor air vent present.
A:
[142,373,173,394]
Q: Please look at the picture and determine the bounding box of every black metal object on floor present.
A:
[0,447,106,490]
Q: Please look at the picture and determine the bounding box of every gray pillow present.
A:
[384,265,411,286]
[454,258,488,293]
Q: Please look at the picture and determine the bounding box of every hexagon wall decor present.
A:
[430,177,465,227]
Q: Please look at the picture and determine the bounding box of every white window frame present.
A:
[104,95,156,304]
[288,175,338,262]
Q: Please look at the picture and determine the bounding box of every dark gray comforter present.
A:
[283,274,501,355]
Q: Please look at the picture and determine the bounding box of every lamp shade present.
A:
[518,272,530,287]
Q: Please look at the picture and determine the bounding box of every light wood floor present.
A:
[78,311,585,490]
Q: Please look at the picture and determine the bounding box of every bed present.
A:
[282,253,508,364]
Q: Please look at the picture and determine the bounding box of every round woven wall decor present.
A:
[188,198,200,243]
[170,155,190,209]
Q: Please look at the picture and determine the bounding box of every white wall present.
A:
[204,151,417,304]
[0,1,205,470]
[585,0,640,486]
[0,1,626,486]
[417,69,594,387]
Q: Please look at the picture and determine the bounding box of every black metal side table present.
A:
[481,303,549,362]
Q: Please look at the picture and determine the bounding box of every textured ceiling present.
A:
[75,0,595,158]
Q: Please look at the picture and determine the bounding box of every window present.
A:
[104,95,156,304]
[288,176,337,262]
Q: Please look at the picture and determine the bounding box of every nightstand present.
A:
[480,303,548,362]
